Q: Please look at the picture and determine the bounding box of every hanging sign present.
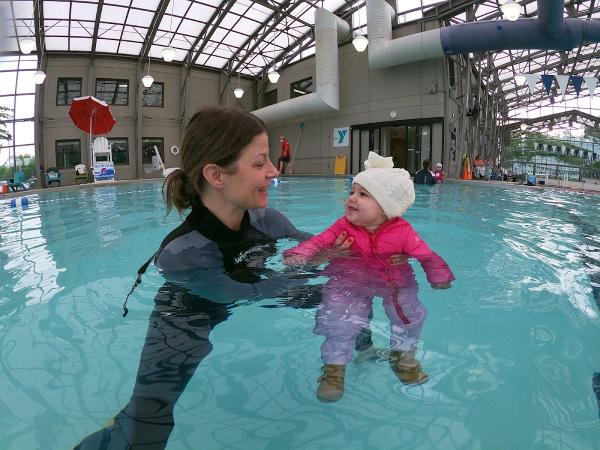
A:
[333,127,350,147]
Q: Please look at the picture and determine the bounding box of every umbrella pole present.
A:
[89,111,93,169]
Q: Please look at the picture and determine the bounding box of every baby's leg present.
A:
[383,284,429,385]
[382,284,427,353]
[314,283,373,365]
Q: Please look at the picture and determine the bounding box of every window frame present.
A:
[142,137,164,165]
[95,78,129,106]
[56,77,82,106]
[264,89,277,107]
[142,81,164,107]
[107,137,129,166]
[55,139,81,170]
[290,76,313,99]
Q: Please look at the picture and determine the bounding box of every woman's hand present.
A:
[431,282,451,289]
[286,232,354,267]
[283,254,307,266]
[315,231,353,263]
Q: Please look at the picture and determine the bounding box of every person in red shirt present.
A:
[278,136,293,175]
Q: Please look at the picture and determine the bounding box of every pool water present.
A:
[1,178,599,450]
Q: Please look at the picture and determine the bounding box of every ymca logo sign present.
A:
[333,127,350,147]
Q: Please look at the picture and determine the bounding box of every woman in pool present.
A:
[284,152,454,402]
[75,106,351,449]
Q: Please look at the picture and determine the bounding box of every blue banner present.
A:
[541,74,554,94]
[570,76,584,96]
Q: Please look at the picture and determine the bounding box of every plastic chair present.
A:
[8,170,26,191]
[45,167,63,187]
[93,137,112,163]
[74,164,88,184]
[92,137,115,182]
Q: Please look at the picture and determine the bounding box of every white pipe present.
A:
[367,0,444,70]
[252,8,351,124]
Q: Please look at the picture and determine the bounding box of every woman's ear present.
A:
[202,164,224,189]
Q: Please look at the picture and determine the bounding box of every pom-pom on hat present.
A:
[352,151,415,218]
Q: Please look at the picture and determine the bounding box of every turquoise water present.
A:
[0,178,599,450]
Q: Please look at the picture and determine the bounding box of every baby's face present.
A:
[345,183,386,232]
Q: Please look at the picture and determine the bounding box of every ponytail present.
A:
[163,168,196,215]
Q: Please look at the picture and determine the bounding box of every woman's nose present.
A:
[267,159,279,177]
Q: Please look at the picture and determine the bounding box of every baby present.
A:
[284,152,454,402]
[434,162,445,183]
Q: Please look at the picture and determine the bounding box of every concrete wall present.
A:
[39,20,449,184]
[264,22,446,175]
[39,55,254,185]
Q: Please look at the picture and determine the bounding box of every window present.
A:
[96,78,129,105]
[264,89,277,107]
[108,137,129,165]
[142,137,164,164]
[448,59,455,87]
[56,139,81,169]
[56,78,82,105]
[290,77,313,99]
[143,82,164,107]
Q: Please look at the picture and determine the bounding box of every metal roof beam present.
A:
[186,0,237,68]
[140,0,171,60]
[90,0,104,58]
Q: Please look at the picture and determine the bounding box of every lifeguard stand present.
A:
[92,137,115,182]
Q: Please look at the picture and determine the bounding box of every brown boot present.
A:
[389,351,429,385]
[317,364,346,402]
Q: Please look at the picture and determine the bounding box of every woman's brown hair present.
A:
[164,106,267,214]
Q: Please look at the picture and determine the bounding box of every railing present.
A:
[505,160,600,183]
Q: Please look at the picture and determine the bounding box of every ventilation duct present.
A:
[252,8,351,124]
[367,0,600,69]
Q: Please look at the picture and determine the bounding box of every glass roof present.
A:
[1,0,600,129]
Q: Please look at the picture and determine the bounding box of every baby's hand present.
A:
[283,254,307,266]
[431,282,451,289]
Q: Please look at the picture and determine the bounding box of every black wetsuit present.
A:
[413,169,437,185]
[74,202,313,450]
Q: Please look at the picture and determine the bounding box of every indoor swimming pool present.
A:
[0,178,599,450]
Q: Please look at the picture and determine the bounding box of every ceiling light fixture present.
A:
[20,36,36,55]
[501,1,521,21]
[33,70,46,84]
[267,70,280,84]
[266,28,280,84]
[142,56,154,88]
[233,73,244,98]
[352,7,369,52]
[162,0,176,62]
[161,47,175,62]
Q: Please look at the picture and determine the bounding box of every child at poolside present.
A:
[434,162,445,183]
[284,151,454,402]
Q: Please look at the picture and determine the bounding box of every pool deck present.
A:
[1,175,599,201]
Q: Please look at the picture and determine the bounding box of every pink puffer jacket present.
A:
[285,216,455,287]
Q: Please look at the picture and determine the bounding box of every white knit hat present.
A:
[436,162,443,169]
[352,151,415,218]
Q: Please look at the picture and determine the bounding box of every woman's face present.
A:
[220,132,278,210]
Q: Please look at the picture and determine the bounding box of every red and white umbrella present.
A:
[69,96,116,166]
